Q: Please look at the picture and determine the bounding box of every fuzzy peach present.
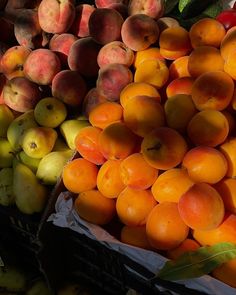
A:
[128,0,164,20]
[82,87,107,118]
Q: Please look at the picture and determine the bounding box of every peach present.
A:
[23,48,61,85]
[68,37,101,77]
[4,0,40,11]
[70,4,96,38]
[169,55,191,80]
[0,42,9,72]
[0,74,7,104]
[128,0,164,19]
[97,41,134,68]
[89,8,124,45]
[1,45,31,80]
[187,110,229,147]
[0,17,15,45]
[157,17,180,32]
[182,146,228,184]
[178,183,225,231]
[106,3,128,19]
[52,70,87,106]
[133,46,165,69]
[82,87,107,118]
[191,71,234,111]
[95,0,128,8]
[159,26,192,60]
[96,63,133,102]
[0,0,7,9]
[220,137,236,178]
[38,0,76,34]
[134,59,169,89]
[3,76,41,112]
[121,14,159,51]
[49,33,78,68]
[166,77,194,98]
[141,127,188,170]
[98,122,138,160]
[123,95,165,137]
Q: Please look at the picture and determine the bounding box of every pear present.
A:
[0,138,14,168]
[0,167,15,206]
[25,279,54,295]
[17,151,41,173]
[60,119,90,150]
[0,104,15,138]
[0,265,28,292]
[21,126,58,159]
[52,136,70,151]
[13,162,48,214]
[36,149,74,185]
[7,110,38,151]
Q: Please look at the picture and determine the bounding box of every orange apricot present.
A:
[168,56,191,80]
[222,110,236,135]
[88,101,123,129]
[159,26,192,60]
[119,153,158,190]
[74,126,106,165]
[220,137,236,178]
[119,82,161,108]
[189,18,226,48]
[62,158,98,194]
[123,95,165,137]
[182,146,228,184]
[164,94,197,133]
[212,258,236,288]
[191,71,234,111]
[187,110,229,147]
[133,46,165,69]
[141,127,188,170]
[146,202,189,250]
[220,27,236,61]
[178,183,225,231]
[116,187,157,226]
[188,46,224,78]
[166,238,200,260]
[98,122,138,160]
[97,159,126,199]
[223,49,236,80]
[166,76,194,98]
[120,225,152,250]
[74,189,116,225]
[151,168,194,203]
[214,178,236,214]
[82,87,107,118]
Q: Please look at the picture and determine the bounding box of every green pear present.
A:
[17,151,41,173]
[34,97,67,128]
[13,162,48,214]
[60,119,90,150]
[25,279,54,295]
[21,126,58,159]
[0,138,14,168]
[7,110,38,151]
[0,167,15,206]
[52,136,70,151]
[0,104,15,137]
[0,265,27,292]
[36,149,74,185]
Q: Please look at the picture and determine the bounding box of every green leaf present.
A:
[157,242,236,281]
[164,0,179,14]
[180,0,219,19]
[203,0,223,18]
[178,0,192,13]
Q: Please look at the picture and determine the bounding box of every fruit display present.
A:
[1,0,236,294]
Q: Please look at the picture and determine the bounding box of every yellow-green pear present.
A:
[34,97,67,128]
[0,167,15,206]
[52,136,70,151]
[36,149,74,185]
[0,104,15,137]
[13,162,48,214]
[0,265,28,292]
[0,138,14,168]
[7,110,38,151]
[60,119,90,150]
[17,151,41,173]
[25,279,54,295]
[21,127,58,159]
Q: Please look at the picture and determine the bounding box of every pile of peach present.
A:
[1,0,236,289]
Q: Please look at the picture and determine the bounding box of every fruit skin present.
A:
[0,167,14,206]
[17,150,41,173]
[0,104,14,137]
[0,138,14,168]
[21,127,58,159]
[216,9,236,30]
[13,161,48,214]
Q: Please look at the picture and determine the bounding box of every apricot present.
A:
[214,178,236,215]
[98,122,138,160]
[166,238,200,260]
[223,49,236,80]
[189,18,226,48]
[178,183,225,231]
[133,46,165,69]
[146,202,189,250]
[164,94,197,133]
[151,168,194,203]
[123,95,165,137]
[120,82,160,107]
[116,187,157,226]
[193,212,236,245]
[141,127,188,170]
[134,59,169,89]
[82,87,107,118]
[166,77,194,98]
[74,189,116,225]
[159,26,192,60]
[220,137,236,178]
[74,126,106,165]
[182,146,228,184]
[169,56,191,80]
[120,225,152,250]
[119,152,158,190]
[97,159,126,198]
[89,101,123,129]
[187,110,229,147]
[220,27,236,61]
[212,258,236,288]
[188,46,224,78]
